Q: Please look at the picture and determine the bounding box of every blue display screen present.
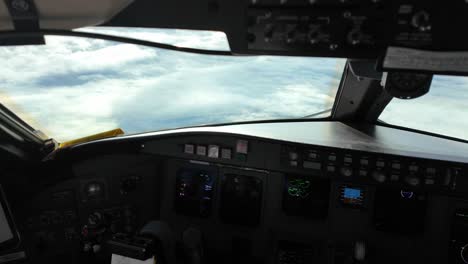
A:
[344,188,361,199]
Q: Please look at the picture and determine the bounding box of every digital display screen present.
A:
[282,174,330,219]
[344,188,361,200]
[339,186,365,208]
[344,188,360,199]
[219,174,263,226]
[374,188,427,235]
[174,167,217,217]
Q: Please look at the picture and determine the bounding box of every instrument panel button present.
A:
[405,175,420,186]
[360,158,369,166]
[344,155,353,164]
[391,162,401,170]
[303,161,321,170]
[221,148,232,159]
[196,145,207,156]
[376,160,385,168]
[184,144,195,154]
[307,151,318,160]
[409,164,419,172]
[424,178,435,185]
[236,140,249,154]
[289,152,299,160]
[390,174,400,182]
[426,167,436,175]
[208,145,220,158]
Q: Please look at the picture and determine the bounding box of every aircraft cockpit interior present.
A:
[0,0,467,263]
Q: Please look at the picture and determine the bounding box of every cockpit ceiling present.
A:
[0,0,133,31]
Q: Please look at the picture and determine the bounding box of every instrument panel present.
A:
[7,123,468,264]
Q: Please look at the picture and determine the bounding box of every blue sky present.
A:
[0,28,344,141]
[0,27,466,142]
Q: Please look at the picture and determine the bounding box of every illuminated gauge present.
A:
[85,182,105,200]
[400,190,414,199]
[287,179,311,198]
[236,140,248,154]
[208,145,219,158]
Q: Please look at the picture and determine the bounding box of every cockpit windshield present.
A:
[0,28,345,142]
[380,75,468,141]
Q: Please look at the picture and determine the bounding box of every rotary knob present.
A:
[308,30,319,44]
[341,167,353,177]
[264,26,274,42]
[87,212,103,226]
[372,170,386,183]
[347,30,363,46]
[405,175,420,186]
[411,11,431,32]
[286,30,296,44]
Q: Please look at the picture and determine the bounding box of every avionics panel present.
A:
[374,187,428,235]
[174,166,217,217]
[241,0,468,62]
[280,143,467,196]
[219,173,264,227]
[105,0,468,61]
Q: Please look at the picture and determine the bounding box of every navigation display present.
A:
[283,174,330,219]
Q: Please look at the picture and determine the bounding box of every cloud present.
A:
[380,75,468,140]
[76,27,231,51]
[0,27,345,142]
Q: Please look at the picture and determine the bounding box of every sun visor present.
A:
[0,0,134,31]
